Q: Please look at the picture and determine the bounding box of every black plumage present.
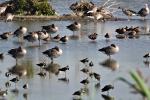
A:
[101,84,114,92]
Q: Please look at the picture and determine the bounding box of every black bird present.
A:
[10,77,19,83]
[101,84,114,93]
[80,58,89,64]
[36,62,47,69]
[89,61,94,67]
[80,78,89,85]
[105,33,111,39]
[93,72,101,81]
[72,89,83,96]
[101,94,114,100]
[23,83,28,89]
[137,4,149,20]
[80,68,89,74]
[143,53,150,61]
[59,65,69,72]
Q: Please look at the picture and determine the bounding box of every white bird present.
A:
[137,4,150,20]
[5,13,14,22]
[99,44,119,58]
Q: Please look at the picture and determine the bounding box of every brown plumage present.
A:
[88,33,98,40]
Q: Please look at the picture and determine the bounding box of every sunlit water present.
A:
[0,0,150,100]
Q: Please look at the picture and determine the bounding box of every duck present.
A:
[0,32,12,40]
[88,33,98,41]
[42,24,58,33]
[66,21,81,36]
[42,46,63,63]
[98,44,119,58]
[137,4,150,20]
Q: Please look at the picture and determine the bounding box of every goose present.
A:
[66,21,81,36]
[137,4,150,20]
[24,32,38,45]
[99,44,119,58]
[42,24,58,33]
[36,31,49,46]
[13,26,27,42]
[8,46,27,63]
[52,34,61,42]
[42,46,63,63]
[59,35,69,43]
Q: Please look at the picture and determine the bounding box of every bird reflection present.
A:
[100,58,119,71]
[101,94,115,100]
[143,60,150,68]
[95,82,101,90]
[58,77,69,83]
[23,93,28,100]
[8,64,27,77]
[44,62,60,76]
[11,88,19,96]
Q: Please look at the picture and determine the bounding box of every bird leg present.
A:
[39,39,41,47]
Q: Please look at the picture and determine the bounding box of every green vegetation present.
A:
[5,0,56,15]
[118,70,150,99]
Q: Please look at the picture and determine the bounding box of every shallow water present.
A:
[0,0,150,100]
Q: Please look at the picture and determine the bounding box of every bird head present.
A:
[111,44,116,48]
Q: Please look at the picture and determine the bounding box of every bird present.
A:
[98,44,119,58]
[101,84,114,93]
[90,72,101,81]
[23,83,28,89]
[88,33,98,41]
[0,32,12,40]
[72,88,84,96]
[80,58,89,64]
[5,72,11,78]
[118,7,137,21]
[42,24,58,34]
[10,77,19,83]
[24,32,38,45]
[104,33,111,40]
[13,26,27,42]
[59,35,69,43]
[80,78,89,85]
[42,46,63,63]
[36,62,47,69]
[80,67,89,74]
[143,53,150,61]
[0,5,8,15]
[101,94,115,100]
[5,13,14,22]
[137,4,150,20]
[52,34,61,42]
[8,46,27,63]
[89,61,94,67]
[66,21,81,36]
[59,65,69,73]
[36,31,49,46]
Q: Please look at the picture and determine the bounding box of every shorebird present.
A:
[88,33,98,41]
[37,71,46,77]
[143,53,150,61]
[66,21,81,36]
[13,26,27,42]
[5,13,14,22]
[98,44,119,58]
[42,46,63,63]
[42,24,58,34]
[24,32,38,45]
[36,62,47,69]
[80,58,89,65]
[59,35,69,43]
[23,83,28,89]
[101,84,114,94]
[10,77,19,84]
[137,4,150,20]
[80,78,89,85]
[0,32,12,40]
[8,46,27,63]
[118,7,137,20]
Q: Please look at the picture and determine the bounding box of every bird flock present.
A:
[0,2,150,100]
